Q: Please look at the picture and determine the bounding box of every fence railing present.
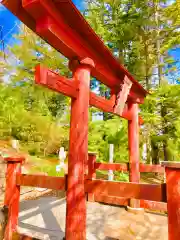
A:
[94,162,165,173]
[88,153,167,211]
[2,153,180,240]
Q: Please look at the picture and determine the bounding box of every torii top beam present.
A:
[2,0,148,104]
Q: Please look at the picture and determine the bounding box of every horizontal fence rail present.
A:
[12,232,35,240]
[85,179,167,202]
[95,163,128,171]
[16,174,167,203]
[91,195,167,211]
[16,174,66,191]
[140,164,164,173]
[140,200,167,211]
[94,195,129,206]
[95,163,165,173]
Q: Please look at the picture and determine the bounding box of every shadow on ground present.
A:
[18,197,168,240]
[19,197,65,239]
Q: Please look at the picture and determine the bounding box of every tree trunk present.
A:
[154,0,163,86]
[161,104,171,161]
[151,139,159,165]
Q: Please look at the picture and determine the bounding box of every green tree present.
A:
[88,116,128,162]
[0,25,70,156]
[85,0,180,163]
[141,83,180,163]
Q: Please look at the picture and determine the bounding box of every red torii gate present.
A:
[2,1,180,240]
[2,0,147,206]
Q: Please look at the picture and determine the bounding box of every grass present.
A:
[24,155,65,177]
[0,141,164,182]
[96,170,129,182]
[0,140,64,177]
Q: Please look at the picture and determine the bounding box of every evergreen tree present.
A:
[85,0,180,163]
[0,25,70,155]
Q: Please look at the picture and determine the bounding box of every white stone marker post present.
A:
[108,144,114,181]
[56,147,66,172]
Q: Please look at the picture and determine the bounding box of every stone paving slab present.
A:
[18,197,168,240]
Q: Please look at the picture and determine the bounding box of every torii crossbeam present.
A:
[2,0,148,239]
[35,64,136,121]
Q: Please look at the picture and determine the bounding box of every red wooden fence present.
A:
[94,162,164,173]
[3,152,180,240]
[15,174,166,203]
[88,153,166,211]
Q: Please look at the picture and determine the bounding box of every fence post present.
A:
[87,153,96,202]
[4,155,24,240]
[162,162,180,240]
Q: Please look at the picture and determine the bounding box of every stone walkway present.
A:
[18,197,168,240]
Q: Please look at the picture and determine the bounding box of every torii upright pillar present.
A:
[128,102,140,209]
[35,57,94,239]
[66,58,94,240]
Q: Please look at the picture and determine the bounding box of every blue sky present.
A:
[0,4,20,45]
[0,0,84,44]
[73,0,84,9]
[167,48,180,83]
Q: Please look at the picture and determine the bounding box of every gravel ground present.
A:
[18,196,168,240]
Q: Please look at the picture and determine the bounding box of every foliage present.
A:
[88,116,128,162]
[0,0,180,179]
[85,0,180,163]
[85,0,163,89]
[0,25,70,156]
[141,83,180,162]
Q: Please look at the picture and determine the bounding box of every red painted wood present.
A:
[4,160,23,240]
[3,153,25,163]
[35,65,134,121]
[110,90,116,104]
[88,154,96,179]
[94,163,164,173]
[35,65,78,98]
[36,15,145,104]
[85,179,167,202]
[128,103,140,183]
[162,161,180,168]
[139,116,144,125]
[95,163,128,171]
[94,195,129,206]
[66,59,94,240]
[164,164,180,240]
[16,174,66,190]
[2,0,147,103]
[12,232,39,240]
[114,76,132,115]
[140,200,167,212]
[87,153,96,202]
[87,193,95,203]
[139,164,165,173]
[91,195,167,212]
[89,92,133,120]
[128,102,140,208]
[21,236,35,240]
